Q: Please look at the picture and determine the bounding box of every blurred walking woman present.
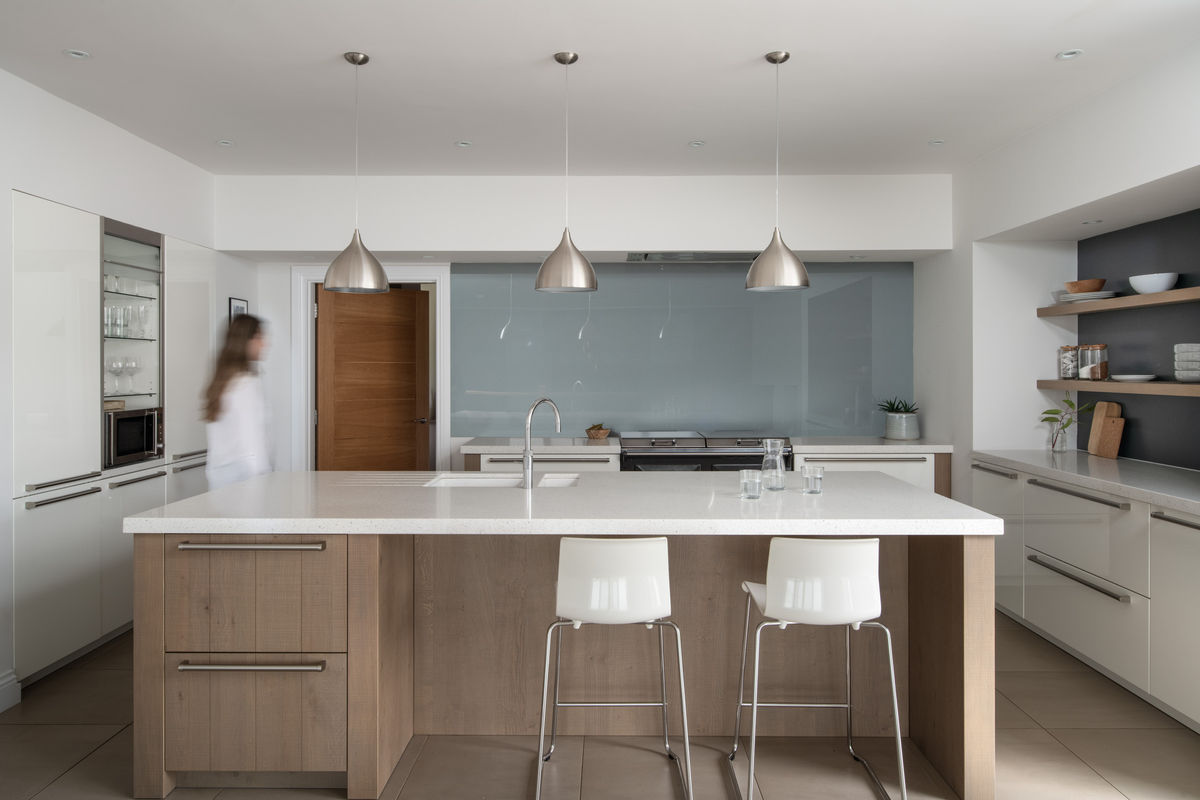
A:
[204,314,272,489]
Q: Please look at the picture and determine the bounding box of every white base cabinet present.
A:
[795,453,936,491]
[167,456,209,503]
[971,462,1024,616]
[1149,507,1200,723]
[102,468,170,633]
[479,453,619,472]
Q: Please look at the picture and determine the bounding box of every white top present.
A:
[205,373,272,489]
[972,449,1200,515]
[125,469,1000,537]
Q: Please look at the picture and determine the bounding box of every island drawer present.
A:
[164,535,347,653]
[164,652,346,772]
[796,454,935,491]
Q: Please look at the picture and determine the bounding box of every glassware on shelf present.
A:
[1079,344,1109,380]
[761,438,786,491]
[107,356,125,394]
[135,303,150,338]
[104,273,118,292]
[124,356,140,393]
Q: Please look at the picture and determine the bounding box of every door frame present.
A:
[290,263,451,471]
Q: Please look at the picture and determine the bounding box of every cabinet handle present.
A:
[25,485,102,509]
[172,461,207,473]
[1151,511,1200,532]
[25,471,102,492]
[803,456,928,463]
[109,470,167,489]
[484,457,612,463]
[171,449,207,460]
[176,541,326,551]
[1026,478,1130,510]
[971,463,1018,480]
[1026,554,1131,603]
[177,660,327,673]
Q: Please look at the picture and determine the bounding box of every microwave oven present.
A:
[104,407,163,468]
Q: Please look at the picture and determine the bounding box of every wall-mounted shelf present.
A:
[1038,379,1200,398]
[1037,286,1200,318]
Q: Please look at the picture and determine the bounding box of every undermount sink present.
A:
[423,473,579,488]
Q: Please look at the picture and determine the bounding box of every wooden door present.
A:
[316,286,430,469]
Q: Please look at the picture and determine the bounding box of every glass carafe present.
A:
[761,438,786,491]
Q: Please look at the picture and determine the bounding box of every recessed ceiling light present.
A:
[62,49,90,59]
[216,139,234,147]
[927,138,945,147]
[1081,219,1103,225]
[1056,49,1084,60]
[688,140,706,148]
[455,140,473,148]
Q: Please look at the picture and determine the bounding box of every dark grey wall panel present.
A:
[1075,207,1200,470]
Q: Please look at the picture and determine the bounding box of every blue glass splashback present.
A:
[450,262,913,437]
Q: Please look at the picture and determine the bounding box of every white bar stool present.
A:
[535,536,694,800]
[727,537,907,800]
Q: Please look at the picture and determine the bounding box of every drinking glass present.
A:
[125,356,140,393]
[135,303,149,337]
[761,438,786,491]
[801,465,824,495]
[107,357,125,394]
[740,469,763,500]
[104,274,118,292]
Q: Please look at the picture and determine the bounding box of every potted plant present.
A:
[878,397,920,440]
[1041,392,1094,451]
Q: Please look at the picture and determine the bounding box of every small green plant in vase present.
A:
[877,397,920,440]
[1041,392,1095,451]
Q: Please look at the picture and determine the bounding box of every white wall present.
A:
[255,263,295,471]
[0,67,215,708]
[216,174,953,254]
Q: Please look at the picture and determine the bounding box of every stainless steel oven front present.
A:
[104,407,163,468]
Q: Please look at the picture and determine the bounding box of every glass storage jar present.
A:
[1079,344,1109,380]
[1058,345,1079,379]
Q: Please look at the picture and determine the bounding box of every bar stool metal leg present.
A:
[862,621,908,800]
[728,592,754,759]
[657,624,675,760]
[535,620,570,800]
[544,624,564,760]
[666,620,695,800]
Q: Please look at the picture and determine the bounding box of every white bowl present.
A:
[1128,272,1178,294]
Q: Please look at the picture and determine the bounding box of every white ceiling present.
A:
[3,0,1200,178]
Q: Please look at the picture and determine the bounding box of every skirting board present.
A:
[0,669,21,713]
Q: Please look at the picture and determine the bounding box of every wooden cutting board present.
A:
[1088,401,1124,459]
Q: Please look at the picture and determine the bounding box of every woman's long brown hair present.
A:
[203,314,263,422]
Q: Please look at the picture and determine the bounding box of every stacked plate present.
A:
[1176,344,1200,383]
[1061,290,1117,302]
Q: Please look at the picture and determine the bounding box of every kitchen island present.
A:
[128,470,999,799]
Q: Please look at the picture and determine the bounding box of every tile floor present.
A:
[1,613,1198,799]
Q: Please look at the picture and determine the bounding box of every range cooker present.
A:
[618,430,793,472]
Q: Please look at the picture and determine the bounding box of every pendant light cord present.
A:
[774,60,780,229]
[563,62,570,229]
[354,63,360,229]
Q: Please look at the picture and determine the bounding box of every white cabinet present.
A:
[12,192,102,497]
[101,467,169,633]
[13,481,106,678]
[166,456,209,503]
[163,237,215,460]
[794,453,935,491]
[971,462,1024,616]
[479,452,619,472]
[1149,507,1200,723]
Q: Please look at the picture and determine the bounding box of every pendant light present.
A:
[746,50,810,292]
[324,52,389,294]
[536,51,597,293]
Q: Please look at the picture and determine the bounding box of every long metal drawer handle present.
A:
[172,461,207,473]
[484,456,612,463]
[650,439,677,447]
[25,485,102,509]
[1026,554,1130,603]
[172,449,207,460]
[971,463,1018,480]
[109,470,167,489]
[803,457,928,463]
[177,660,327,673]
[25,471,103,492]
[177,542,326,551]
[1026,478,1130,510]
[1151,511,1200,532]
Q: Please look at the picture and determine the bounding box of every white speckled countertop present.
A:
[972,450,1200,515]
[125,470,999,537]
[790,437,952,454]
[460,436,621,453]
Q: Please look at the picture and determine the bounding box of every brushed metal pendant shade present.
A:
[746,50,810,292]
[324,52,388,294]
[536,51,597,293]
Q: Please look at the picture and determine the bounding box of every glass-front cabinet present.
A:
[102,221,162,412]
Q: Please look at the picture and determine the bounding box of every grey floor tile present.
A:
[997,671,1182,730]
[996,691,1040,729]
[996,729,1126,800]
[214,789,343,799]
[0,668,132,725]
[0,723,122,800]
[995,614,1089,673]
[398,735,582,800]
[66,633,133,672]
[1052,728,1200,800]
[579,736,686,799]
[744,736,955,799]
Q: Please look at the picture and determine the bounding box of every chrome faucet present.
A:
[524,397,561,489]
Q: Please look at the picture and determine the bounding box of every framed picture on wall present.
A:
[229,297,248,321]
